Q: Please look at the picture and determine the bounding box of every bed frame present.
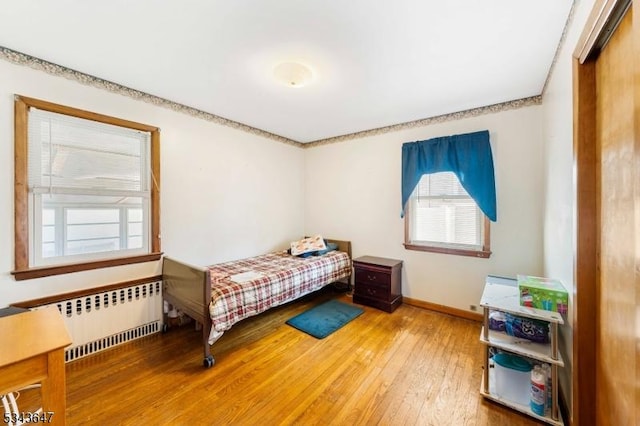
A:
[162,239,352,367]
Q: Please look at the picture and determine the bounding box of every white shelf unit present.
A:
[479,275,564,425]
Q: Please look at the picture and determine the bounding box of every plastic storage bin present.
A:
[490,353,532,406]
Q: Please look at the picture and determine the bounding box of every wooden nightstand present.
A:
[352,256,403,312]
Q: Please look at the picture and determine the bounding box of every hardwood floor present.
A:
[17,289,541,425]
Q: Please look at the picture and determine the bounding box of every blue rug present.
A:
[286,299,364,339]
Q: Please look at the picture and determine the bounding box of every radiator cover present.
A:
[33,281,163,362]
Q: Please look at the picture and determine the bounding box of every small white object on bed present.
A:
[228,271,264,283]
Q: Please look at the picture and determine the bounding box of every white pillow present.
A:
[290,235,327,256]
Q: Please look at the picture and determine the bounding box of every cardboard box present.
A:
[517,274,568,314]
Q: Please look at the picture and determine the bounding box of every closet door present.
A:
[574,1,639,424]
[594,7,637,424]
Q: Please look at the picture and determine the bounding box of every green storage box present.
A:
[517,274,568,314]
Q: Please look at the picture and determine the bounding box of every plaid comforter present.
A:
[208,250,351,332]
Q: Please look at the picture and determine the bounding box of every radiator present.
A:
[34,281,163,362]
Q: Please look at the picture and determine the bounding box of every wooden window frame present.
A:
[403,183,492,258]
[12,96,161,280]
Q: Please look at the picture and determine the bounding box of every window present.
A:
[401,130,495,258]
[404,172,491,257]
[13,96,161,280]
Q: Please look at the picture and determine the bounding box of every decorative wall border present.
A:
[1,46,542,150]
[540,1,578,96]
[304,95,542,148]
[0,46,302,148]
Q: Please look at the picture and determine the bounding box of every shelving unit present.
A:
[479,275,564,425]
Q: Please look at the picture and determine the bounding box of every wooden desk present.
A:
[0,306,72,425]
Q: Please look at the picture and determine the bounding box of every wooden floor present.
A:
[18,289,542,425]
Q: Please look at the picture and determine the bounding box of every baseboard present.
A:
[403,297,483,322]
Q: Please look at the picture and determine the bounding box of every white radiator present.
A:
[34,281,163,362]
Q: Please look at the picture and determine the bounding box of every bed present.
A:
[162,239,352,367]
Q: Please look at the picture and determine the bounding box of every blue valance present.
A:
[401,130,497,221]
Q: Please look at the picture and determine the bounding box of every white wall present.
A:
[305,106,544,312]
[0,59,305,307]
[541,0,597,415]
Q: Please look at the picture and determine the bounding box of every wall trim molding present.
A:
[304,96,542,148]
[0,46,303,148]
[1,46,541,150]
[403,296,483,322]
[541,1,578,97]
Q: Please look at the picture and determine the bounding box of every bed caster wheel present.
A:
[162,323,169,333]
[203,356,215,368]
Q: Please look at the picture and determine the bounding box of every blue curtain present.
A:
[401,130,496,221]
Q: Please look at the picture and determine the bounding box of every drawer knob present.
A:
[367,275,376,281]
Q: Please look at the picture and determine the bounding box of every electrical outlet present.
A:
[469,304,478,311]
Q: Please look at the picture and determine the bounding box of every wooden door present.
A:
[574,1,639,425]
[595,7,636,425]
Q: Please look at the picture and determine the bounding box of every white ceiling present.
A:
[0,1,573,143]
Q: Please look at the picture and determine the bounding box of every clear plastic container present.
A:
[490,353,532,406]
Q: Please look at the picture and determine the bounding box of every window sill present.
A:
[403,243,491,258]
[11,252,163,281]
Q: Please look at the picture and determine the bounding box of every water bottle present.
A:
[530,365,546,416]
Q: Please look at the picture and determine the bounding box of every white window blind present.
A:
[27,107,151,265]
[28,108,149,195]
[408,172,484,250]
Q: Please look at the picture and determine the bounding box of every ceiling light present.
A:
[273,62,313,88]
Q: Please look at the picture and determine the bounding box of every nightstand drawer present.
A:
[354,268,391,286]
[354,281,391,300]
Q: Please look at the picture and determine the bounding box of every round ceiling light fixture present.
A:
[273,62,313,88]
